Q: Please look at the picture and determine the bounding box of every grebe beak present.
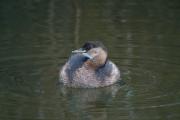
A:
[72,48,86,53]
[72,48,93,59]
[82,53,93,59]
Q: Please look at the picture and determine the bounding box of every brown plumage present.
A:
[60,41,120,88]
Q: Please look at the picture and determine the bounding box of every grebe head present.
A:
[72,41,108,69]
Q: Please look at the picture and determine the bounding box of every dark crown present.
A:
[82,41,107,52]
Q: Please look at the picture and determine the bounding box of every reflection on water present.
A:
[0,0,180,120]
[57,84,122,120]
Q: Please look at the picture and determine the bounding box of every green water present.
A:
[0,0,180,120]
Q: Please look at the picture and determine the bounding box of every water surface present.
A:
[0,0,180,120]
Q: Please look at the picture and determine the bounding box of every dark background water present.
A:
[0,0,180,120]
